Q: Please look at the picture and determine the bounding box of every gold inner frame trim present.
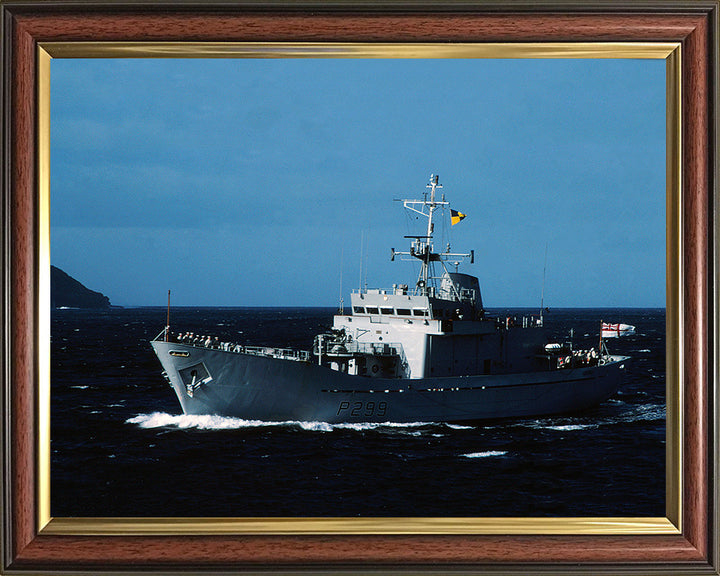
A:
[43,516,678,536]
[36,41,682,536]
[42,41,679,60]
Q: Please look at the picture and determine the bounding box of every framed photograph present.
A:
[2,1,717,574]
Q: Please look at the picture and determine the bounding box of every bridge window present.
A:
[412,309,428,316]
[396,308,411,316]
[380,307,394,315]
[353,306,365,314]
[366,307,379,314]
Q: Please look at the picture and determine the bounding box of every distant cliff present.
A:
[51,265,112,309]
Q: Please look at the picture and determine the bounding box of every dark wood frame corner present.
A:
[1,1,717,574]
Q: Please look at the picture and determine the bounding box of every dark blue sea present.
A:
[51,307,665,517]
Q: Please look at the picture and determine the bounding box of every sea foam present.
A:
[545,424,598,431]
[462,451,508,458]
[127,412,268,430]
[127,412,436,433]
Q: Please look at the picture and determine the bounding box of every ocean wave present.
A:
[298,421,431,433]
[513,402,665,431]
[619,403,666,423]
[462,451,508,458]
[518,420,597,432]
[545,424,598,431]
[127,413,268,430]
[126,413,439,433]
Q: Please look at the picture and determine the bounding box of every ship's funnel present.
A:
[438,272,483,309]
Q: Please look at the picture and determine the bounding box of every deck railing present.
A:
[158,330,311,362]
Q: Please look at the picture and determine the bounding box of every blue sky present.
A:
[51,57,665,308]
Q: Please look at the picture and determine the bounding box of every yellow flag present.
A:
[450,209,466,226]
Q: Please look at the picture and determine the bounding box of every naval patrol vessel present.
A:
[151,175,629,423]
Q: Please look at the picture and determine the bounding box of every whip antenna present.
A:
[338,247,344,314]
[358,231,364,293]
[540,243,548,326]
[166,289,171,342]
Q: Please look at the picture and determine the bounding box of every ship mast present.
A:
[392,174,472,296]
[421,174,442,289]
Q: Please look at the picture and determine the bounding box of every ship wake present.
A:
[127,412,445,432]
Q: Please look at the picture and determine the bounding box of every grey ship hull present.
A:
[151,340,629,423]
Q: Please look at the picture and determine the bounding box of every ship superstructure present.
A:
[151,174,628,423]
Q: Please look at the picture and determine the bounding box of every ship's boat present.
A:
[151,175,629,423]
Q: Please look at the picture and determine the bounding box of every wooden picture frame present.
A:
[1,1,717,573]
